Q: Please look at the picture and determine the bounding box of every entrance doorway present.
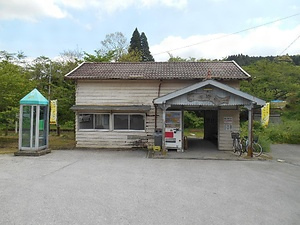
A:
[184,110,218,151]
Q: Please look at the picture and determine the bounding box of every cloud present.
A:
[0,0,68,21]
[151,24,300,61]
[0,0,187,21]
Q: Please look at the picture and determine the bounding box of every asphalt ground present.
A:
[0,145,299,225]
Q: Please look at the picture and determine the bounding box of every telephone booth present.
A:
[18,89,49,151]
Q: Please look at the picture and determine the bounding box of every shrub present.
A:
[184,111,204,129]
[265,121,300,144]
[240,121,271,152]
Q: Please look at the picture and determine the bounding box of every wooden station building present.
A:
[65,61,265,151]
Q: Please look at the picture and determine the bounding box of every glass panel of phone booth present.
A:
[21,106,31,148]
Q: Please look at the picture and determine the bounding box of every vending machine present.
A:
[165,111,182,151]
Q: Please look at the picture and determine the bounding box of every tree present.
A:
[118,50,142,62]
[241,59,300,102]
[83,50,114,62]
[129,28,142,55]
[129,28,155,62]
[140,32,154,62]
[100,32,128,62]
[60,49,84,63]
[0,51,36,134]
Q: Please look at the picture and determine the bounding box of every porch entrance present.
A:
[154,80,266,152]
[183,110,218,151]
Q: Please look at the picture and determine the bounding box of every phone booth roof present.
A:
[20,88,48,105]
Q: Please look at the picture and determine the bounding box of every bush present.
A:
[265,121,300,144]
[240,121,271,152]
[184,111,204,129]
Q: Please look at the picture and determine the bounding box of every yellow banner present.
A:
[50,100,57,125]
[261,102,270,127]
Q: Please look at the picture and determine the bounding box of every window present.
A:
[114,114,145,130]
[95,114,110,129]
[78,113,145,131]
[79,114,110,130]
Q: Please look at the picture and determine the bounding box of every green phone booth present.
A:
[18,89,49,151]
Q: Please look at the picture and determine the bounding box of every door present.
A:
[165,111,182,151]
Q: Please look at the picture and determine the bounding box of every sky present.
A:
[0,0,300,62]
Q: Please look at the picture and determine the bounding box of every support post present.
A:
[162,104,166,155]
[160,103,170,155]
[247,103,254,157]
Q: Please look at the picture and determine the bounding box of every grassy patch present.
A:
[184,128,204,138]
[0,131,75,154]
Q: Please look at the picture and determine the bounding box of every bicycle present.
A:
[241,136,263,157]
[231,132,243,156]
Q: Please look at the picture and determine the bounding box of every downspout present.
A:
[154,80,162,130]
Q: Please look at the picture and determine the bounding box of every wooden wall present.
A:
[218,109,240,150]
[74,79,240,149]
[75,80,194,148]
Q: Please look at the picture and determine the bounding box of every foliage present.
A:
[264,121,300,144]
[225,54,300,66]
[129,28,142,54]
[100,32,128,62]
[184,111,204,129]
[118,50,142,62]
[0,52,36,133]
[240,121,271,152]
[140,32,154,62]
[27,56,80,125]
[83,50,114,62]
[241,59,300,103]
[129,28,154,62]
[168,53,215,62]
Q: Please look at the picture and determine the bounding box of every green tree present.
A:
[241,59,300,102]
[129,28,142,55]
[83,50,114,62]
[140,32,154,62]
[0,51,36,134]
[118,50,142,62]
[29,55,81,125]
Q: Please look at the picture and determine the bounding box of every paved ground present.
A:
[151,138,268,160]
[0,145,299,225]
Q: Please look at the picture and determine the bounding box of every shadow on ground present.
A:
[149,138,268,160]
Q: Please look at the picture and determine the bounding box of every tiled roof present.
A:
[65,61,251,80]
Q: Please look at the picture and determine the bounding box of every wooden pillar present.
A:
[161,103,169,155]
[247,103,254,157]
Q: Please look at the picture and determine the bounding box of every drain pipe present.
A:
[154,81,162,130]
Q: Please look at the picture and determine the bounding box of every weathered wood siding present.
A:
[75,80,194,148]
[218,109,240,150]
[75,79,239,149]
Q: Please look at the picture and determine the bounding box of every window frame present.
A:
[78,113,111,131]
[77,113,146,132]
[113,113,145,131]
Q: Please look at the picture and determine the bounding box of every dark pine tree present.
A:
[129,28,142,54]
[140,32,154,62]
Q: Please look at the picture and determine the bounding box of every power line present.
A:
[153,12,300,56]
[279,33,300,55]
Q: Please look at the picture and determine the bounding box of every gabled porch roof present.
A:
[153,79,265,107]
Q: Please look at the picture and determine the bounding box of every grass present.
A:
[0,131,75,154]
[184,128,204,138]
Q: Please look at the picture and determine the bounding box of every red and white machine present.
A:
[165,111,182,151]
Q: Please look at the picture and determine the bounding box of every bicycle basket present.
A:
[231,132,240,139]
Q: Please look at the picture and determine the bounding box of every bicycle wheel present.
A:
[237,142,243,156]
[234,139,242,156]
[233,139,237,153]
[252,142,262,157]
